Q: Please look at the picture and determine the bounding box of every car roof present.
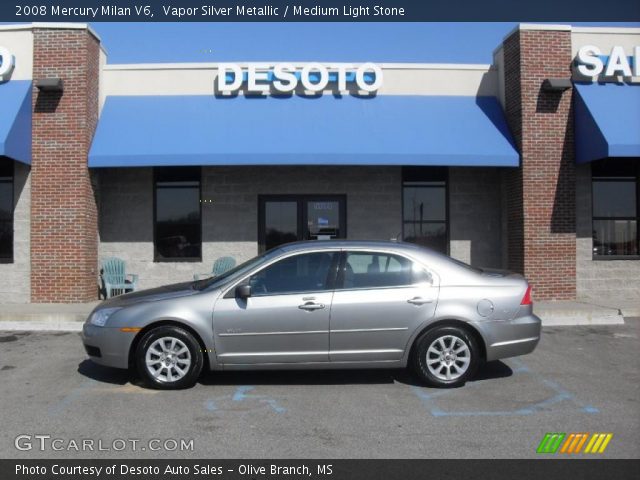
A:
[278,240,432,255]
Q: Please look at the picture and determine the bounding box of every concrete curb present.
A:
[619,306,640,318]
[0,302,97,332]
[0,321,83,332]
[534,302,626,326]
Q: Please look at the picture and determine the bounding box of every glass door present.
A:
[306,199,343,241]
[259,195,346,252]
[262,200,299,252]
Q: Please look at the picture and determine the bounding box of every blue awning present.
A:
[574,83,640,164]
[89,94,519,168]
[0,81,32,165]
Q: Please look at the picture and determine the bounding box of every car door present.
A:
[329,250,438,362]
[212,250,339,364]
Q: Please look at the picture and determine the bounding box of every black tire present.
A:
[136,326,203,390]
[412,325,480,388]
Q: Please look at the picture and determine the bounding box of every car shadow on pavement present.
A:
[473,360,514,381]
[198,360,513,388]
[77,360,513,389]
[77,360,140,386]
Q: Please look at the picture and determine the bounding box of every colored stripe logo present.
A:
[537,433,613,454]
[537,433,566,453]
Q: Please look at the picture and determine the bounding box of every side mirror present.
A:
[236,284,252,299]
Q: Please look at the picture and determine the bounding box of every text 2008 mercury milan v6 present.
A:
[82,240,541,389]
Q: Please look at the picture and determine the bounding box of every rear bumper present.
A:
[81,323,134,369]
[474,314,541,362]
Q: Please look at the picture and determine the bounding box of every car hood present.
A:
[100,281,198,308]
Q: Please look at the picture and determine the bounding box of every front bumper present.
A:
[475,313,542,362]
[81,323,136,369]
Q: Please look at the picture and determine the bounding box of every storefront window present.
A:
[592,159,639,258]
[402,167,448,253]
[0,158,13,263]
[154,167,202,262]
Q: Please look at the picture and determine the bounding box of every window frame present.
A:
[153,167,203,263]
[223,249,342,298]
[401,167,449,255]
[247,250,340,297]
[591,160,640,261]
[0,157,14,264]
[334,250,433,291]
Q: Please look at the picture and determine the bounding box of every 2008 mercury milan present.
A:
[82,240,541,389]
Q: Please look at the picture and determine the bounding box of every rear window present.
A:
[445,255,483,274]
[342,252,430,289]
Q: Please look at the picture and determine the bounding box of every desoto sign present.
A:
[0,46,16,80]
[216,63,383,93]
[576,45,639,79]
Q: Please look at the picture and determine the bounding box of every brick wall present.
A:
[30,28,100,302]
[503,28,576,300]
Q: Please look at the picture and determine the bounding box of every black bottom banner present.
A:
[1,459,639,480]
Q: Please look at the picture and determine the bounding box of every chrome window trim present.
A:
[219,247,440,299]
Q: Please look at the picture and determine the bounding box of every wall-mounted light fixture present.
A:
[36,77,64,92]
[542,78,572,92]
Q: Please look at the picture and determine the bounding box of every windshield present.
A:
[192,248,283,291]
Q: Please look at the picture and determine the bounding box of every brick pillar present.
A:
[31,27,100,302]
[502,27,576,300]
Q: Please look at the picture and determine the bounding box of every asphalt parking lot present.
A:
[1,319,639,459]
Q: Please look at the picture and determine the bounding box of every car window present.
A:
[342,251,431,289]
[194,248,282,291]
[249,252,337,296]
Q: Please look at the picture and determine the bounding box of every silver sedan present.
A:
[82,241,541,389]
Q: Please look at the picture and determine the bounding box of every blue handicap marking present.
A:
[204,386,286,414]
[232,385,255,402]
[232,385,286,414]
[262,398,287,414]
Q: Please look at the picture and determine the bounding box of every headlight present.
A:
[89,308,121,327]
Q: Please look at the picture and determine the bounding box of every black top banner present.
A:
[4,0,640,22]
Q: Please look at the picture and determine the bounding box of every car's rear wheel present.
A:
[413,325,480,388]
[136,326,203,389]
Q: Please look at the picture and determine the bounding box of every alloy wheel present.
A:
[425,334,471,381]
[145,337,192,383]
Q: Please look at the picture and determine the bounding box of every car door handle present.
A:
[407,297,433,306]
[298,302,325,311]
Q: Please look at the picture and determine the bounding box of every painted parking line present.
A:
[205,399,218,411]
[410,358,599,417]
[48,379,97,416]
[508,358,598,414]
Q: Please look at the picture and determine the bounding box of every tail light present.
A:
[521,285,533,305]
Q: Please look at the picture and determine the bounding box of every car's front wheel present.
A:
[413,325,480,388]
[136,326,203,389]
